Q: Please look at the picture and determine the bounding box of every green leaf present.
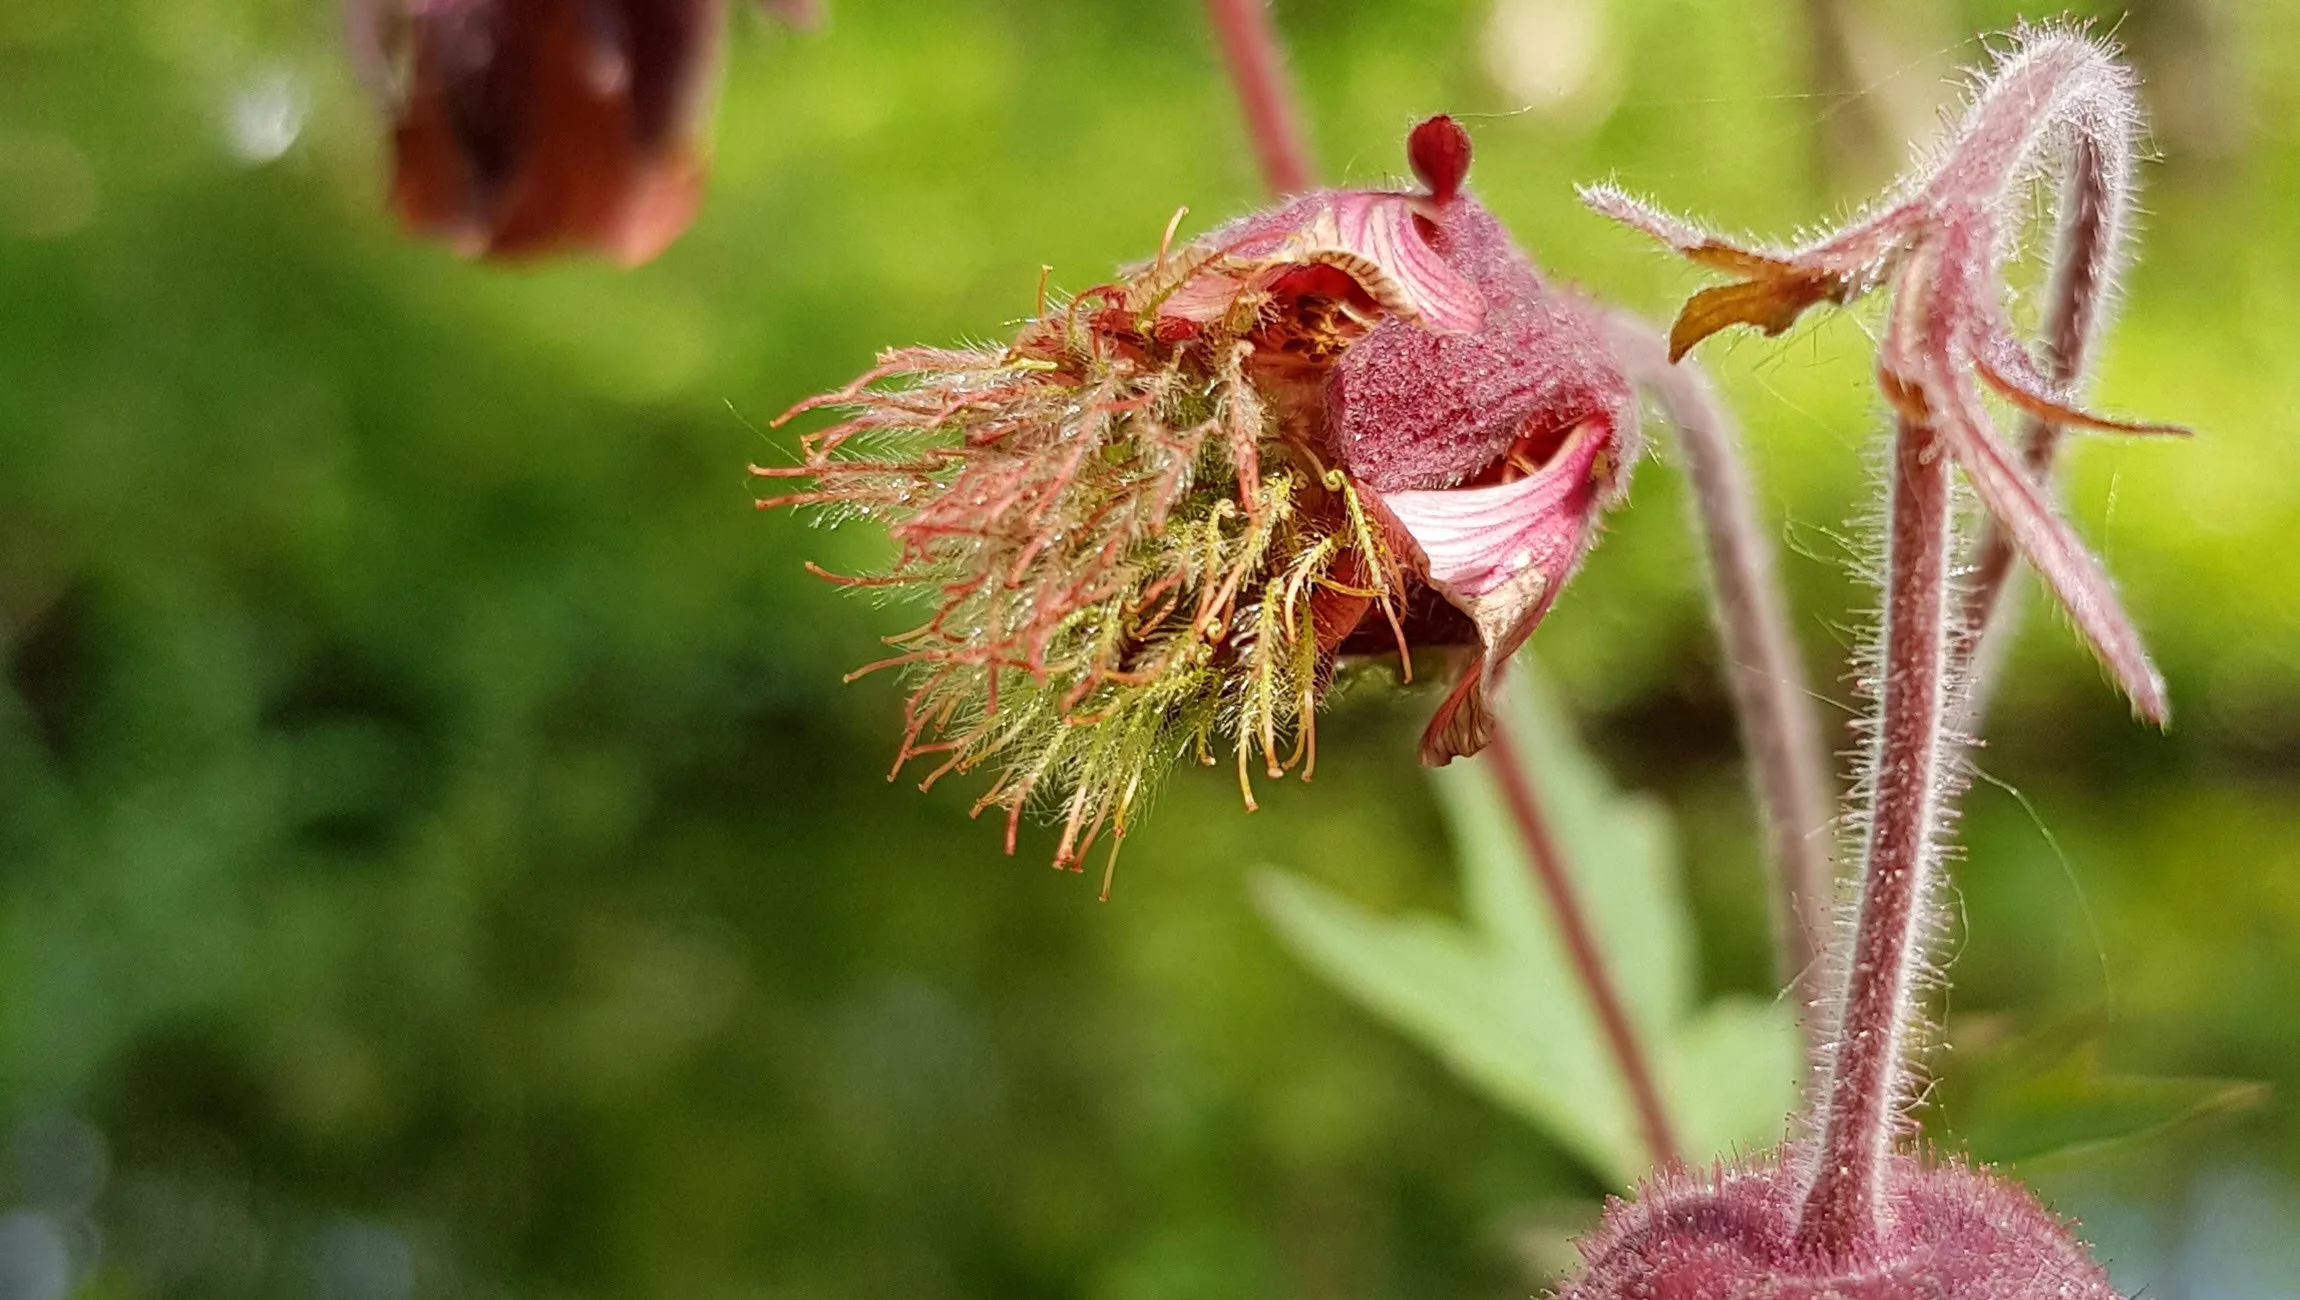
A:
[1253,667,1799,1188]
[1938,1012,2268,1168]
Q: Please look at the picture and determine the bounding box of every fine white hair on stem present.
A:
[1790,417,1972,1162]
[1792,407,1963,1256]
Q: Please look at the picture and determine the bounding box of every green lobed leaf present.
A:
[1937,1012,2268,1168]
[1253,667,1799,1188]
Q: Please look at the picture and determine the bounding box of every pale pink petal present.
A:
[1382,420,1609,654]
[1138,189,1486,338]
[1375,417,1613,762]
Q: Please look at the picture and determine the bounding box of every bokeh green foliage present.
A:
[1,0,2298,1295]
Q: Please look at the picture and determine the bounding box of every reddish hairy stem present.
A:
[1609,316,1836,1030]
[1955,134,2116,703]
[1202,0,1681,1172]
[1203,0,1316,195]
[1795,415,1955,1256]
[1488,722,1685,1172]
[1591,32,2166,719]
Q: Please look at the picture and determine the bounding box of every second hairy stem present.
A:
[1610,317,1836,1024]
[1795,412,1954,1256]
[1489,723,1684,1171]
[1955,135,2118,698]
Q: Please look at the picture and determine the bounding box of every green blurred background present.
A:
[3,0,2298,1295]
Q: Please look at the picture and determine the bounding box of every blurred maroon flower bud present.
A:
[352,0,805,264]
[757,118,1638,877]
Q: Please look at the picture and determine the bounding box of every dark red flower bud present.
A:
[356,0,740,264]
[1406,114,1472,204]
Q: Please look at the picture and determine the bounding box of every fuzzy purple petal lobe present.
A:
[1328,201,1634,492]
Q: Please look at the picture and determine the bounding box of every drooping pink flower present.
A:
[351,0,809,264]
[758,117,1639,875]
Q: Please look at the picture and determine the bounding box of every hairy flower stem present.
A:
[1200,1,1679,1168]
[1610,316,1836,1031]
[1197,1,1811,1157]
[1203,0,1315,194]
[1794,414,1955,1257]
[1954,135,2119,710]
[1488,722,1685,1171]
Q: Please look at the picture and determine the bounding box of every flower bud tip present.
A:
[1408,115,1472,204]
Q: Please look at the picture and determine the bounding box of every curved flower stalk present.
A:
[758,119,1641,881]
[1203,0,1315,196]
[1604,314,1838,1021]
[1584,27,2187,725]
[1953,128,2128,718]
[1561,28,2181,1297]
[351,0,812,264]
